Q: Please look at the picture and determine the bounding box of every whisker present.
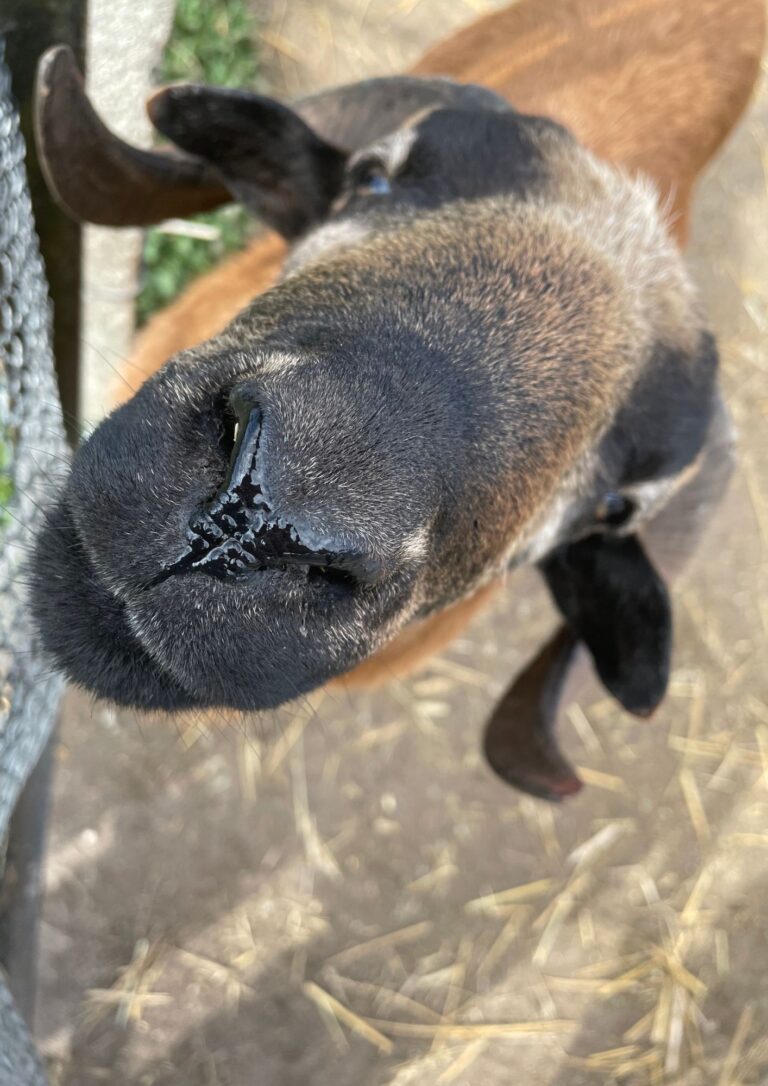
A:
[0,500,38,539]
[22,446,72,468]
[0,496,81,557]
[80,336,152,378]
[80,338,138,397]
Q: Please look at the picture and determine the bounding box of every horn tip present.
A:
[36,43,79,92]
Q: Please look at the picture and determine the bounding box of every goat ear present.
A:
[148,86,348,239]
[541,534,671,716]
[484,625,583,802]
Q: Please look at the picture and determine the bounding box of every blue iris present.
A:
[366,173,391,195]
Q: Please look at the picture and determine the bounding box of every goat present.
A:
[30,0,765,801]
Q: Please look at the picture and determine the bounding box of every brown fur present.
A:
[121,0,765,688]
[416,0,765,241]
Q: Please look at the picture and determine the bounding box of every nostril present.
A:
[306,564,358,595]
[215,394,238,463]
[223,402,264,504]
[287,550,383,587]
[151,396,385,589]
[211,390,263,496]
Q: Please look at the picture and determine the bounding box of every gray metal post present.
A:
[0,15,72,1082]
[3,0,87,442]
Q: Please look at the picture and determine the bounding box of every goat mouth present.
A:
[151,404,381,590]
[31,494,207,711]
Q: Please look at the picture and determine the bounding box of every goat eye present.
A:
[595,492,635,528]
[351,159,391,196]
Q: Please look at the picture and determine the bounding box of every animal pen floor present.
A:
[34,3,768,1084]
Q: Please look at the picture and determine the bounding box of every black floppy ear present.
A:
[148,85,348,239]
[541,534,671,717]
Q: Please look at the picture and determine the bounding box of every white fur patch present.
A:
[380,126,419,175]
[624,455,704,528]
[399,526,429,563]
[233,348,306,377]
[283,219,372,276]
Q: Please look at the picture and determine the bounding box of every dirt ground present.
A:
[34,3,768,1084]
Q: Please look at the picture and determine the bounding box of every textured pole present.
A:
[0,32,70,1086]
[3,0,86,441]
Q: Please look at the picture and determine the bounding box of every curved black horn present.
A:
[34,45,230,225]
[484,624,583,802]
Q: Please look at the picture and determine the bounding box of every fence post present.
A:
[3,0,87,442]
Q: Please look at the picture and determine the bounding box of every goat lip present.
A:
[149,540,384,590]
[31,494,207,711]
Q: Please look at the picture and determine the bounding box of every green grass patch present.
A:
[0,439,14,528]
[137,0,261,325]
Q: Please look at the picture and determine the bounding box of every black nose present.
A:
[152,397,383,588]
